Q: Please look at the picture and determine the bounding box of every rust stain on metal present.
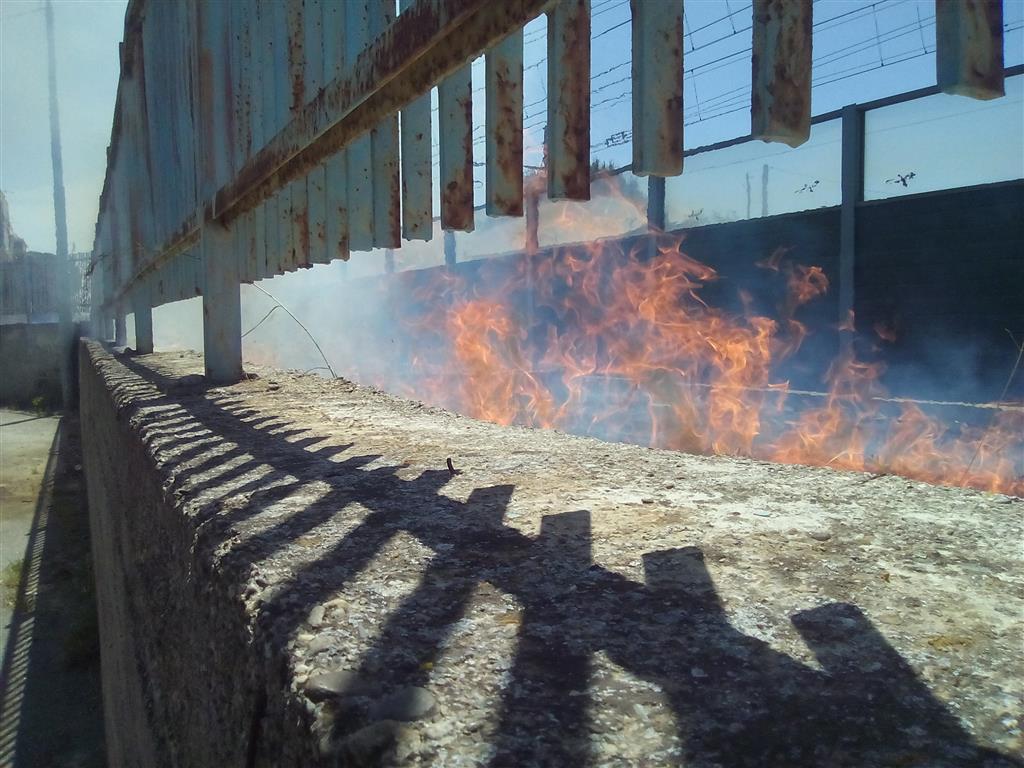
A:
[548,0,590,201]
[936,0,1005,99]
[751,0,812,148]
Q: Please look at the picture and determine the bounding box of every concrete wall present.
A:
[0,322,64,407]
[77,340,1023,767]
[78,342,311,767]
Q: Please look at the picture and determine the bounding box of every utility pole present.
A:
[45,0,73,410]
[745,172,751,218]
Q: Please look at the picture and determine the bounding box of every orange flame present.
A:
[331,221,1022,497]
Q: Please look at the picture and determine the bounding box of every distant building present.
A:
[1,191,29,262]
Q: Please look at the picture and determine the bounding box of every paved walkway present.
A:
[0,410,105,768]
[0,410,60,654]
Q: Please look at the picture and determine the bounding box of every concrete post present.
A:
[201,221,243,384]
[133,284,154,354]
[114,311,127,347]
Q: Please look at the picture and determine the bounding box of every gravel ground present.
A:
[112,348,1022,767]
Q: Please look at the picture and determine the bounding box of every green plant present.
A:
[1,558,24,608]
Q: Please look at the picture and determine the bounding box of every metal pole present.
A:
[646,177,666,231]
[45,0,73,409]
[761,164,769,217]
[114,311,127,347]
[443,230,456,267]
[839,104,864,348]
[133,284,154,354]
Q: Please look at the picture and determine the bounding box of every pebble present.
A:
[808,530,832,541]
[308,605,326,627]
[308,635,334,654]
[641,497,655,505]
[304,670,368,702]
[369,687,437,722]
[752,510,771,517]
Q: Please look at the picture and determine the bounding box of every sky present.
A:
[0,0,1021,257]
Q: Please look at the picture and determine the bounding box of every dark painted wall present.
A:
[855,181,1024,401]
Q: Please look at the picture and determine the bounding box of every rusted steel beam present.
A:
[208,0,556,227]
[936,0,1004,100]
[547,0,591,201]
[485,29,524,216]
[438,65,475,231]
[399,0,433,241]
[751,0,812,148]
[371,0,402,248]
[631,0,683,177]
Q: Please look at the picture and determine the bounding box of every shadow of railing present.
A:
[119,354,1022,767]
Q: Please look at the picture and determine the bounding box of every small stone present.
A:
[308,605,326,627]
[752,510,771,517]
[808,530,832,541]
[336,721,404,763]
[305,670,362,702]
[690,667,707,679]
[308,635,334,654]
[370,687,437,722]
[641,497,655,505]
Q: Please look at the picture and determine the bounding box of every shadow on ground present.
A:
[0,416,106,768]
[121,356,1022,767]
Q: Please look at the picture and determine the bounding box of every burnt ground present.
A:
[105,347,1023,766]
[0,412,105,768]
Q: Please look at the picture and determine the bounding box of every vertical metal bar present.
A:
[115,311,127,347]
[631,0,683,176]
[438,66,475,231]
[370,0,401,248]
[936,0,1004,99]
[346,0,375,249]
[260,0,281,275]
[201,221,243,382]
[323,0,350,261]
[444,229,457,266]
[287,0,310,267]
[486,30,524,216]
[838,104,863,346]
[133,282,153,354]
[547,0,591,200]
[399,0,432,240]
[751,0,812,147]
[197,0,242,382]
[647,176,666,230]
[304,0,330,264]
[273,0,294,270]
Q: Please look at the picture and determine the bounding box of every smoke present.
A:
[148,178,1022,496]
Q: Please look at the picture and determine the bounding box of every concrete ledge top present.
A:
[86,342,1023,766]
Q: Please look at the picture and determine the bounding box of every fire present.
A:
[328,216,1022,497]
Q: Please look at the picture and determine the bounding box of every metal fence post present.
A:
[114,310,127,346]
[196,0,242,384]
[647,176,666,231]
[444,230,457,267]
[839,104,864,345]
[201,221,243,383]
[133,282,154,354]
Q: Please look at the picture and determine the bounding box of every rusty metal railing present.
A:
[90,0,1009,382]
